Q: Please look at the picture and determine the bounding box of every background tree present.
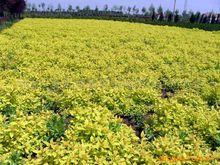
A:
[48,4,53,12]
[95,6,99,12]
[149,4,155,21]
[145,11,150,16]
[211,14,216,24]
[195,11,201,23]
[135,8,139,14]
[217,14,220,24]
[167,13,173,22]
[174,10,180,23]
[157,5,164,21]
[141,7,146,15]
[207,13,212,23]
[42,2,45,11]
[56,3,62,12]
[201,14,208,23]
[5,0,26,18]
[199,14,204,23]
[119,5,123,12]
[38,4,41,11]
[83,5,90,11]
[165,9,173,22]
[103,4,108,12]
[127,6,131,14]
[132,5,139,14]
[182,10,190,22]
[182,10,187,17]
[67,5,73,13]
[189,12,196,23]
[31,3,37,12]
[75,6,80,12]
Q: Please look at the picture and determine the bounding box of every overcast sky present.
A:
[28,0,220,13]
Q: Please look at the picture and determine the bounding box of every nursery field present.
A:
[0,18,220,164]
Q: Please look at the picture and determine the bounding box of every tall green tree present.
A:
[57,3,62,12]
[141,7,147,15]
[75,6,80,12]
[67,5,73,12]
[119,5,123,12]
[182,10,189,22]
[149,4,155,21]
[95,6,99,12]
[165,9,173,22]
[174,10,180,23]
[83,5,90,11]
[103,4,108,12]
[189,12,196,23]
[132,5,139,14]
[127,6,131,14]
[41,2,45,11]
[157,5,164,21]
[195,11,201,23]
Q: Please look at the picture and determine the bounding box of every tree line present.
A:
[0,1,220,25]
[25,3,220,24]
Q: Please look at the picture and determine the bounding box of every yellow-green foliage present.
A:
[0,18,219,164]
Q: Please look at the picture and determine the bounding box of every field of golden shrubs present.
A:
[0,18,219,164]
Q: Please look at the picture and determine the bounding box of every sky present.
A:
[28,0,220,13]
